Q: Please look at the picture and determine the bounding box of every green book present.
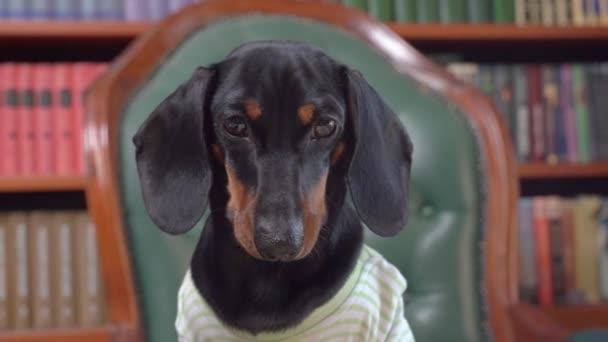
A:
[394,0,417,22]
[438,0,467,23]
[416,0,439,23]
[342,0,368,11]
[493,0,516,23]
[572,65,592,163]
[467,0,491,23]
[368,0,393,21]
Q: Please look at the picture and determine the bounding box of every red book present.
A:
[533,198,554,306]
[16,64,36,176]
[0,64,19,176]
[34,64,55,175]
[52,64,74,176]
[71,63,94,176]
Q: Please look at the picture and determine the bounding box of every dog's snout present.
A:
[254,216,303,262]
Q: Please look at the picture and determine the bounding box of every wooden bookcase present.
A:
[1,18,607,341]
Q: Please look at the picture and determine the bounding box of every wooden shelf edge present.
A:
[0,176,87,193]
[0,21,148,40]
[0,326,111,342]
[389,23,608,42]
[518,162,608,179]
[0,21,607,43]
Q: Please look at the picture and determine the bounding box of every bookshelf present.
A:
[1,6,607,342]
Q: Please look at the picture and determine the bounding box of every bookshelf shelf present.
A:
[519,163,608,179]
[0,21,146,41]
[389,24,608,43]
[540,304,608,332]
[0,176,87,193]
[0,22,607,45]
[0,326,111,342]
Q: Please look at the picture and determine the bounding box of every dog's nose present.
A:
[254,218,303,262]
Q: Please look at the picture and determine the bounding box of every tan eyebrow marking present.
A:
[244,100,262,120]
[298,104,315,125]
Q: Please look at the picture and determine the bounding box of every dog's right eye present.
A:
[223,116,248,138]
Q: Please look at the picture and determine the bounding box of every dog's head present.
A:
[133,41,412,262]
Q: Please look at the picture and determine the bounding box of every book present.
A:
[72,63,95,176]
[0,214,9,329]
[515,0,527,24]
[7,212,29,329]
[555,0,571,25]
[519,198,538,303]
[493,65,516,145]
[342,0,368,11]
[29,0,51,19]
[33,64,54,175]
[124,0,146,21]
[585,0,600,25]
[559,64,579,163]
[1,64,19,176]
[527,0,543,24]
[493,0,515,23]
[546,197,566,303]
[560,199,579,303]
[16,64,35,176]
[467,0,491,23]
[438,0,466,23]
[572,64,592,162]
[52,64,75,176]
[587,65,608,161]
[416,0,439,23]
[74,213,104,326]
[28,211,53,329]
[368,0,393,21]
[542,65,559,164]
[50,212,76,327]
[601,0,608,25]
[528,65,545,162]
[513,65,530,161]
[53,0,79,20]
[573,196,602,303]
[533,198,554,306]
[394,0,417,22]
[7,0,27,18]
[599,199,608,301]
[79,0,97,20]
[573,0,585,25]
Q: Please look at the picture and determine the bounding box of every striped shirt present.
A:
[176,245,415,341]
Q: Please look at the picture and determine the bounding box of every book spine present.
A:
[515,0,527,25]
[8,212,29,329]
[29,0,51,19]
[124,0,146,21]
[519,198,538,302]
[416,0,439,23]
[573,197,602,303]
[51,212,76,327]
[555,0,570,25]
[53,0,79,20]
[554,66,568,162]
[573,0,585,25]
[467,0,491,22]
[394,0,417,22]
[560,65,579,162]
[52,64,75,176]
[342,0,368,12]
[513,65,530,161]
[546,197,566,303]
[585,0,600,25]
[533,198,554,306]
[28,212,53,329]
[540,0,556,25]
[33,64,54,175]
[543,65,559,163]
[7,0,28,18]
[493,65,516,147]
[1,64,20,176]
[16,64,35,176]
[528,65,545,162]
[560,199,577,303]
[0,214,8,329]
[598,199,608,301]
[368,0,393,21]
[527,0,543,24]
[572,64,592,162]
[147,0,167,20]
[80,0,97,20]
[72,63,93,176]
[75,213,104,326]
[601,0,608,25]
[493,0,516,23]
[439,0,466,23]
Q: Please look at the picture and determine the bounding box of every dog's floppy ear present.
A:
[132,67,214,235]
[343,68,413,237]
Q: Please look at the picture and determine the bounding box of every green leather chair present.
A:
[86,1,521,341]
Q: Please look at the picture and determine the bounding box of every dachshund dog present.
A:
[134,41,414,341]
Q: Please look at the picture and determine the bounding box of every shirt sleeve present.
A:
[386,297,415,342]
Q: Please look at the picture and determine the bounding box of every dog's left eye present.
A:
[312,119,336,139]
[223,116,248,137]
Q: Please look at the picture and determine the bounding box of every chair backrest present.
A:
[86,1,519,341]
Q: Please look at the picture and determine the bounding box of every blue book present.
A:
[8,0,28,18]
[54,0,80,20]
[30,0,52,19]
[97,0,123,20]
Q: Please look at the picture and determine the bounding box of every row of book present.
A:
[334,0,608,25]
[447,62,608,163]
[0,63,108,177]
[518,196,608,306]
[0,0,199,21]
[0,210,105,331]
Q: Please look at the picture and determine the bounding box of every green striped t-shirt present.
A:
[175,245,415,341]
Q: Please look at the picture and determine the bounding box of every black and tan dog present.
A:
[134,41,414,341]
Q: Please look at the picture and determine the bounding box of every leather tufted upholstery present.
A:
[118,15,487,342]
